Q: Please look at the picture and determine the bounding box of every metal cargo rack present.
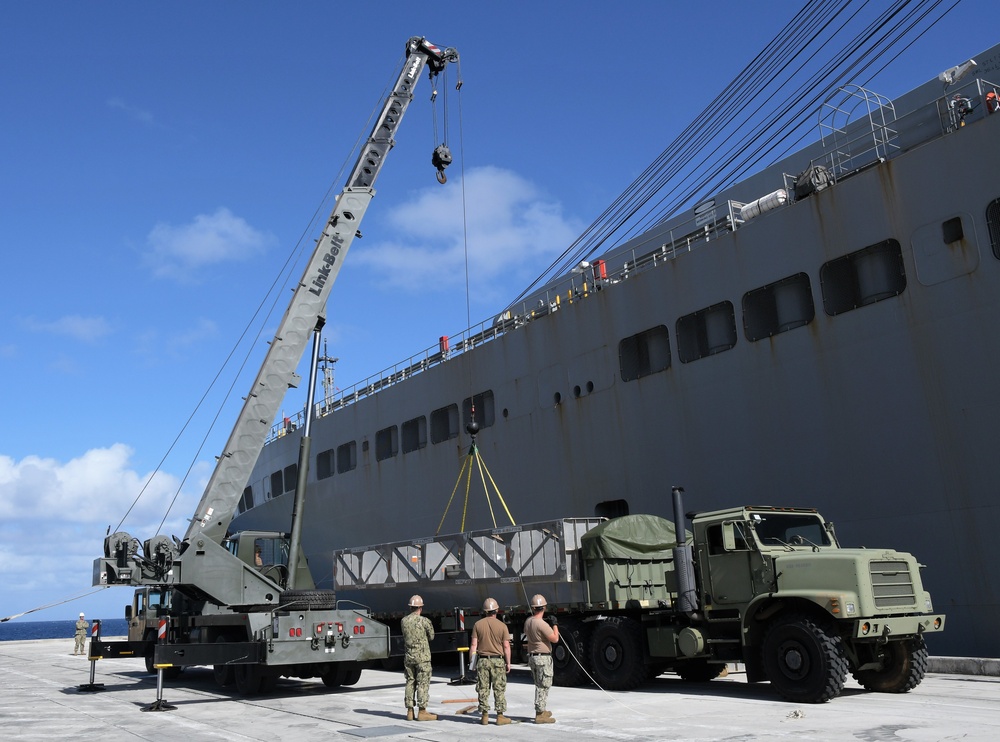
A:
[333,518,606,615]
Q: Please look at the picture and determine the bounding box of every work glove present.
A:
[468,654,477,672]
[546,615,558,627]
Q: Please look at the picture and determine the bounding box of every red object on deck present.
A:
[593,259,607,280]
[439,336,450,354]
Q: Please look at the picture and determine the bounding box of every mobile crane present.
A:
[91,36,461,695]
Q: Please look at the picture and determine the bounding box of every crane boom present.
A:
[97,36,458,597]
[188,37,458,545]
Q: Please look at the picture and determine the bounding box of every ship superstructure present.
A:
[232,43,1000,659]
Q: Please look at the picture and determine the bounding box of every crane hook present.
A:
[432,144,453,184]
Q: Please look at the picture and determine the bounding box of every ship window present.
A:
[402,416,427,454]
[337,441,357,473]
[463,390,495,429]
[743,273,814,341]
[237,486,254,514]
[619,325,671,381]
[596,499,629,518]
[820,239,905,315]
[431,404,459,444]
[376,425,398,461]
[316,448,334,480]
[987,198,1000,259]
[676,301,737,363]
[270,470,283,498]
[283,464,297,493]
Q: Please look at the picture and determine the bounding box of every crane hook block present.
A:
[432,144,453,184]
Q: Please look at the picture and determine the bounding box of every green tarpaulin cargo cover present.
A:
[580,514,690,560]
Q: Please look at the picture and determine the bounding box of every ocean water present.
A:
[0,619,129,642]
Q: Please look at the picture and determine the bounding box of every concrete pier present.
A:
[2,638,998,741]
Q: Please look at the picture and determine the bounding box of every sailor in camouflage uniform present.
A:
[74,612,89,656]
[469,597,512,725]
[401,595,437,721]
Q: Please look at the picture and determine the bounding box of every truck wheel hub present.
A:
[782,646,805,672]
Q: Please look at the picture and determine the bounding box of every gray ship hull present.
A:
[233,51,1000,659]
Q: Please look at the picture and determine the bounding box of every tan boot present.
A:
[496,714,511,725]
[481,712,489,725]
[406,708,414,721]
[541,710,553,718]
[535,712,555,724]
[417,709,437,721]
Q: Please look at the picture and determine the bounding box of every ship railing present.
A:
[818,84,899,179]
[332,518,605,591]
[266,202,746,440]
[805,78,1000,189]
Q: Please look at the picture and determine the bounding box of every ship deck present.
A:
[2,638,998,741]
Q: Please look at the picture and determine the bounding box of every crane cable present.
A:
[431,62,516,536]
[506,0,960,309]
[435,439,516,535]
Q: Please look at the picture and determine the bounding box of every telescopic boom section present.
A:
[185,37,459,545]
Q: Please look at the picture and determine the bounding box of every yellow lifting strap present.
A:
[435,442,516,535]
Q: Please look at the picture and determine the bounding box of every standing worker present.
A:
[73,612,89,656]
[401,595,437,721]
[469,597,511,725]
[524,594,559,723]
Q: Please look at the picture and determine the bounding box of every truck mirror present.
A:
[124,605,132,621]
[722,522,737,551]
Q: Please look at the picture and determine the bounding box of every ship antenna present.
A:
[318,339,339,410]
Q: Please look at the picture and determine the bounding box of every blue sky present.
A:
[2,1,997,625]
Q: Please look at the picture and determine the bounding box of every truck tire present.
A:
[762,613,847,703]
[213,635,234,687]
[321,661,362,688]
[553,620,591,687]
[234,663,265,695]
[588,616,647,691]
[338,661,362,686]
[280,589,336,610]
[676,659,726,682]
[143,634,182,679]
[852,639,928,693]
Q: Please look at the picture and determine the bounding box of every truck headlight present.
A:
[924,597,933,612]
[846,602,856,616]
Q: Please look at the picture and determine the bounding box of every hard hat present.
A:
[482,597,499,613]
[408,595,423,607]
[530,594,547,608]
[79,612,85,617]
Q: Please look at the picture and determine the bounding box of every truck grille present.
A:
[869,560,917,608]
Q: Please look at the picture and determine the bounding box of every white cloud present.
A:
[352,166,581,302]
[21,314,112,343]
[0,445,182,525]
[0,445,201,617]
[145,207,277,281]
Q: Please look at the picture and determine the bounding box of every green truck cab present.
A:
[686,505,944,701]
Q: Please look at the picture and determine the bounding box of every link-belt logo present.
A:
[309,232,345,296]
[405,56,421,80]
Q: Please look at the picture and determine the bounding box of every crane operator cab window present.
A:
[224,534,291,571]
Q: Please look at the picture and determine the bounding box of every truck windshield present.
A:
[750,512,831,548]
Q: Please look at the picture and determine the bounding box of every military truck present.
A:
[332,487,945,703]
